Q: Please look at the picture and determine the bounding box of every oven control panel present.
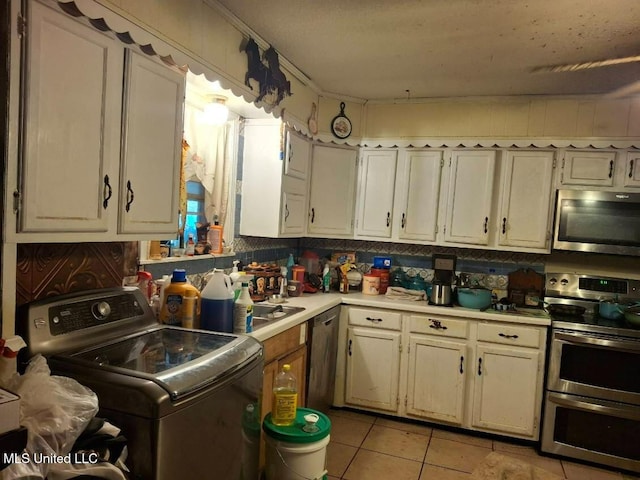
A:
[48,294,146,336]
[546,273,640,301]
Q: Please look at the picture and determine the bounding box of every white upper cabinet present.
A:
[624,152,640,188]
[443,151,497,246]
[308,145,357,237]
[119,50,184,235]
[20,1,123,234]
[394,151,442,243]
[497,151,555,251]
[240,121,310,238]
[355,150,397,238]
[560,151,616,187]
[284,130,311,180]
[15,2,184,241]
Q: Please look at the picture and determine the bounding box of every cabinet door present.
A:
[20,2,122,233]
[308,146,357,236]
[560,151,616,186]
[395,151,442,242]
[280,190,306,235]
[624,153,640,188]
[406,335,466,425]
[345,327,401,412]
[119,50,185,235]
[444,151,496,245]
[284,131,310,180]
[497,151,554,250]
[355,150,397,238]
[472,344,541,438]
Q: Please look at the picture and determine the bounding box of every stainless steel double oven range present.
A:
[541,273,640,473]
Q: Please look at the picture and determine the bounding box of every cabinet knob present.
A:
[630,159,635,179]
[102,175,113,209]
[483,217,488,234]
[386,212,391,227]
[609,160,614,178]
[125,181,135,212]
[310,207,315,223]
[401,213,406,229]
[478,357,483,376]
[365,316,383,323]
[498,333,519,339]
[502,217,507,234]
[459,356,464,374]
[285,204,290,221]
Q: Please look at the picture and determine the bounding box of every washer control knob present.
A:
[93,301,111,320]
[560,278,569,286]
[548,278,557,285]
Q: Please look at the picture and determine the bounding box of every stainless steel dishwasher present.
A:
[306,305,341,413]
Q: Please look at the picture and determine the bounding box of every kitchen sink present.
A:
[252,304,305,329]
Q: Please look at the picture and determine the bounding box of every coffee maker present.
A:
[429,254,456,306]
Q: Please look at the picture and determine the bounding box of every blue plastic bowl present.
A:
[457,288,492,309]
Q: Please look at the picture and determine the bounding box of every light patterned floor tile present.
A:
[424,437,492,473]
[493,439,539,457]
[432,428,493,449]
[327,441,358,478]
[375,417,433,436]
[344,449,422,480]
[328,408,377,424]
[361,424,430,462]
[562,460,623,480]
[420,464,472,479]
[328,415,373,447]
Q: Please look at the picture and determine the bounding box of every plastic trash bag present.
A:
[2,354,99,479]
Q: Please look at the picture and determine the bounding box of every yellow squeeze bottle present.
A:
[272,364,297,426]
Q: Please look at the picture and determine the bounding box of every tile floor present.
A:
[325,408,639,480]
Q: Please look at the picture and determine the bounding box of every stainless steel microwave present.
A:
[554,189,640,256]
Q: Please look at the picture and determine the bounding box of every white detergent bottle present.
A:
[233,281,254,334]
[200,269,234,333]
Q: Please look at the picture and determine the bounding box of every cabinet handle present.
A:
[502,217,506,234]
[609,160,614,178]
[288,144,292,163]
[365,316,383,322]
[125,181,135,212]
[459,356,464,374]
[483,217,488,234]
[429,319,448,330]
[310,207,315,223]
[478,357,482,376]
[285,204,290,222]
[102,175,112,209]
[348,339,352,356]
[386,212,391,227]
[630,159,635,179]
[401,213,406,229]
[498,333,519,339]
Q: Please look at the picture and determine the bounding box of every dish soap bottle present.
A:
[272,364,297,426]
[186,233,195,256]
[233,281,254,334]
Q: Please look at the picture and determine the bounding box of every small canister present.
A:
[370,268,390,294]
[362,274,381,295]
[292,265,306,284]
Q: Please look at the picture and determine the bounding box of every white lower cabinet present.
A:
[338,306,547,440]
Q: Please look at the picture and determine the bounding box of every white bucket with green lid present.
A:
[263,407,331,480]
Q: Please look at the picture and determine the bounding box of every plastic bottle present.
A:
[208,216,224,254]
[229,260,243,300]
[233,282,254,334]
[323,265,331,293]
[159,269,201,326]
[186,234,195,256]
[286,253,295,282]
[200,269,235,332]
[272,364,298,426]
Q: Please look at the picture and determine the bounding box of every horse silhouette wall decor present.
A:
[240,37,292,106]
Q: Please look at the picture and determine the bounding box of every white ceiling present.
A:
[215,0,640,100]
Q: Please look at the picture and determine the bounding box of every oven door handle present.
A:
[548,392,640,421]
[555,331,640,353]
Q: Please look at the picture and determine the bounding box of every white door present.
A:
[444,151,496,245]
[497,151,554,250]
[560,151,616,186]
[345,327,401,412]
[355,150,397,238]
[21,2,122,233]
[406,335,466,425]
[280,190,306,235]
[624,153,640,188]
[119,50,185,235]
[472,344,540,437]
[396,151,442,242]
[284,131,310,180]
[308,146,357,236]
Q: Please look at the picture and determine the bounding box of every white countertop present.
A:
[248,292,550,342]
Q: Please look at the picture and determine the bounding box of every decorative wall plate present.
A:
[331,102,352,139]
